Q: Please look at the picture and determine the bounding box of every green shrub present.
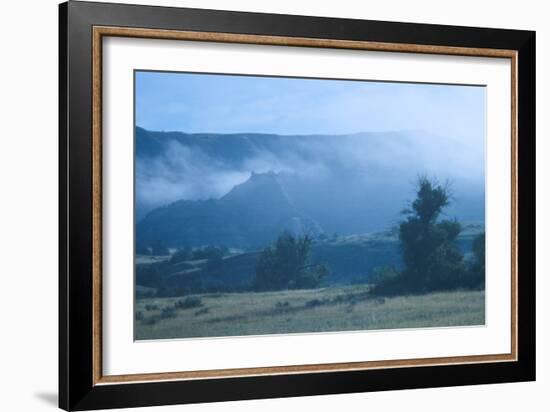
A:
[143,317,156,325]
[160,306,177,319]
[370,266,399,284]
[254,232,329,291]
[370,266,404,296]
[275,301,290,309]
[174,296,203,310]
[194,307,210,316]
[332,294,346,304]
[305,298,326,308]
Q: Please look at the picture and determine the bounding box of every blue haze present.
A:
[135,71,486,233]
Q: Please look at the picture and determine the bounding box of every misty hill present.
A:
[137,171,322,249]
[136,127,485,235]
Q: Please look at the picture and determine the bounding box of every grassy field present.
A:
[135,285,485,340]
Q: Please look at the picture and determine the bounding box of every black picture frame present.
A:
[59,1,536,410]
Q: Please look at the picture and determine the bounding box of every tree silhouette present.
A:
[373,177,466,295]
[254,232,328,291]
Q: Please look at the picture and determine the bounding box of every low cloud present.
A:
[136,130,484,223]
[136,141,250,213]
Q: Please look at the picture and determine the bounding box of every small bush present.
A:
[275,301,290,309]
[370,266,399,285]
[346,297,359,306]
[160,306,177,319]
[135,311,144,321]
[174,296,203,310]
[370,266,403,296]
[305,298,325,308]
[332,295,347,304]
[143,317,156,326]
[194,307,210,316]
[145,304,159,311]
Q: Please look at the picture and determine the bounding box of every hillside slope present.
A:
[137,171,322,249]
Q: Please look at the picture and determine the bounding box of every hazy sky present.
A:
[135,71,486,225]
[135,70,485,144]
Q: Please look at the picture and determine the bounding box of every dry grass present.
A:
[135,285,485,340]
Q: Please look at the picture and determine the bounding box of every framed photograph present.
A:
[59,1,535,410]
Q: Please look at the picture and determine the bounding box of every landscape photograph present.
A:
[134,70,486,340]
